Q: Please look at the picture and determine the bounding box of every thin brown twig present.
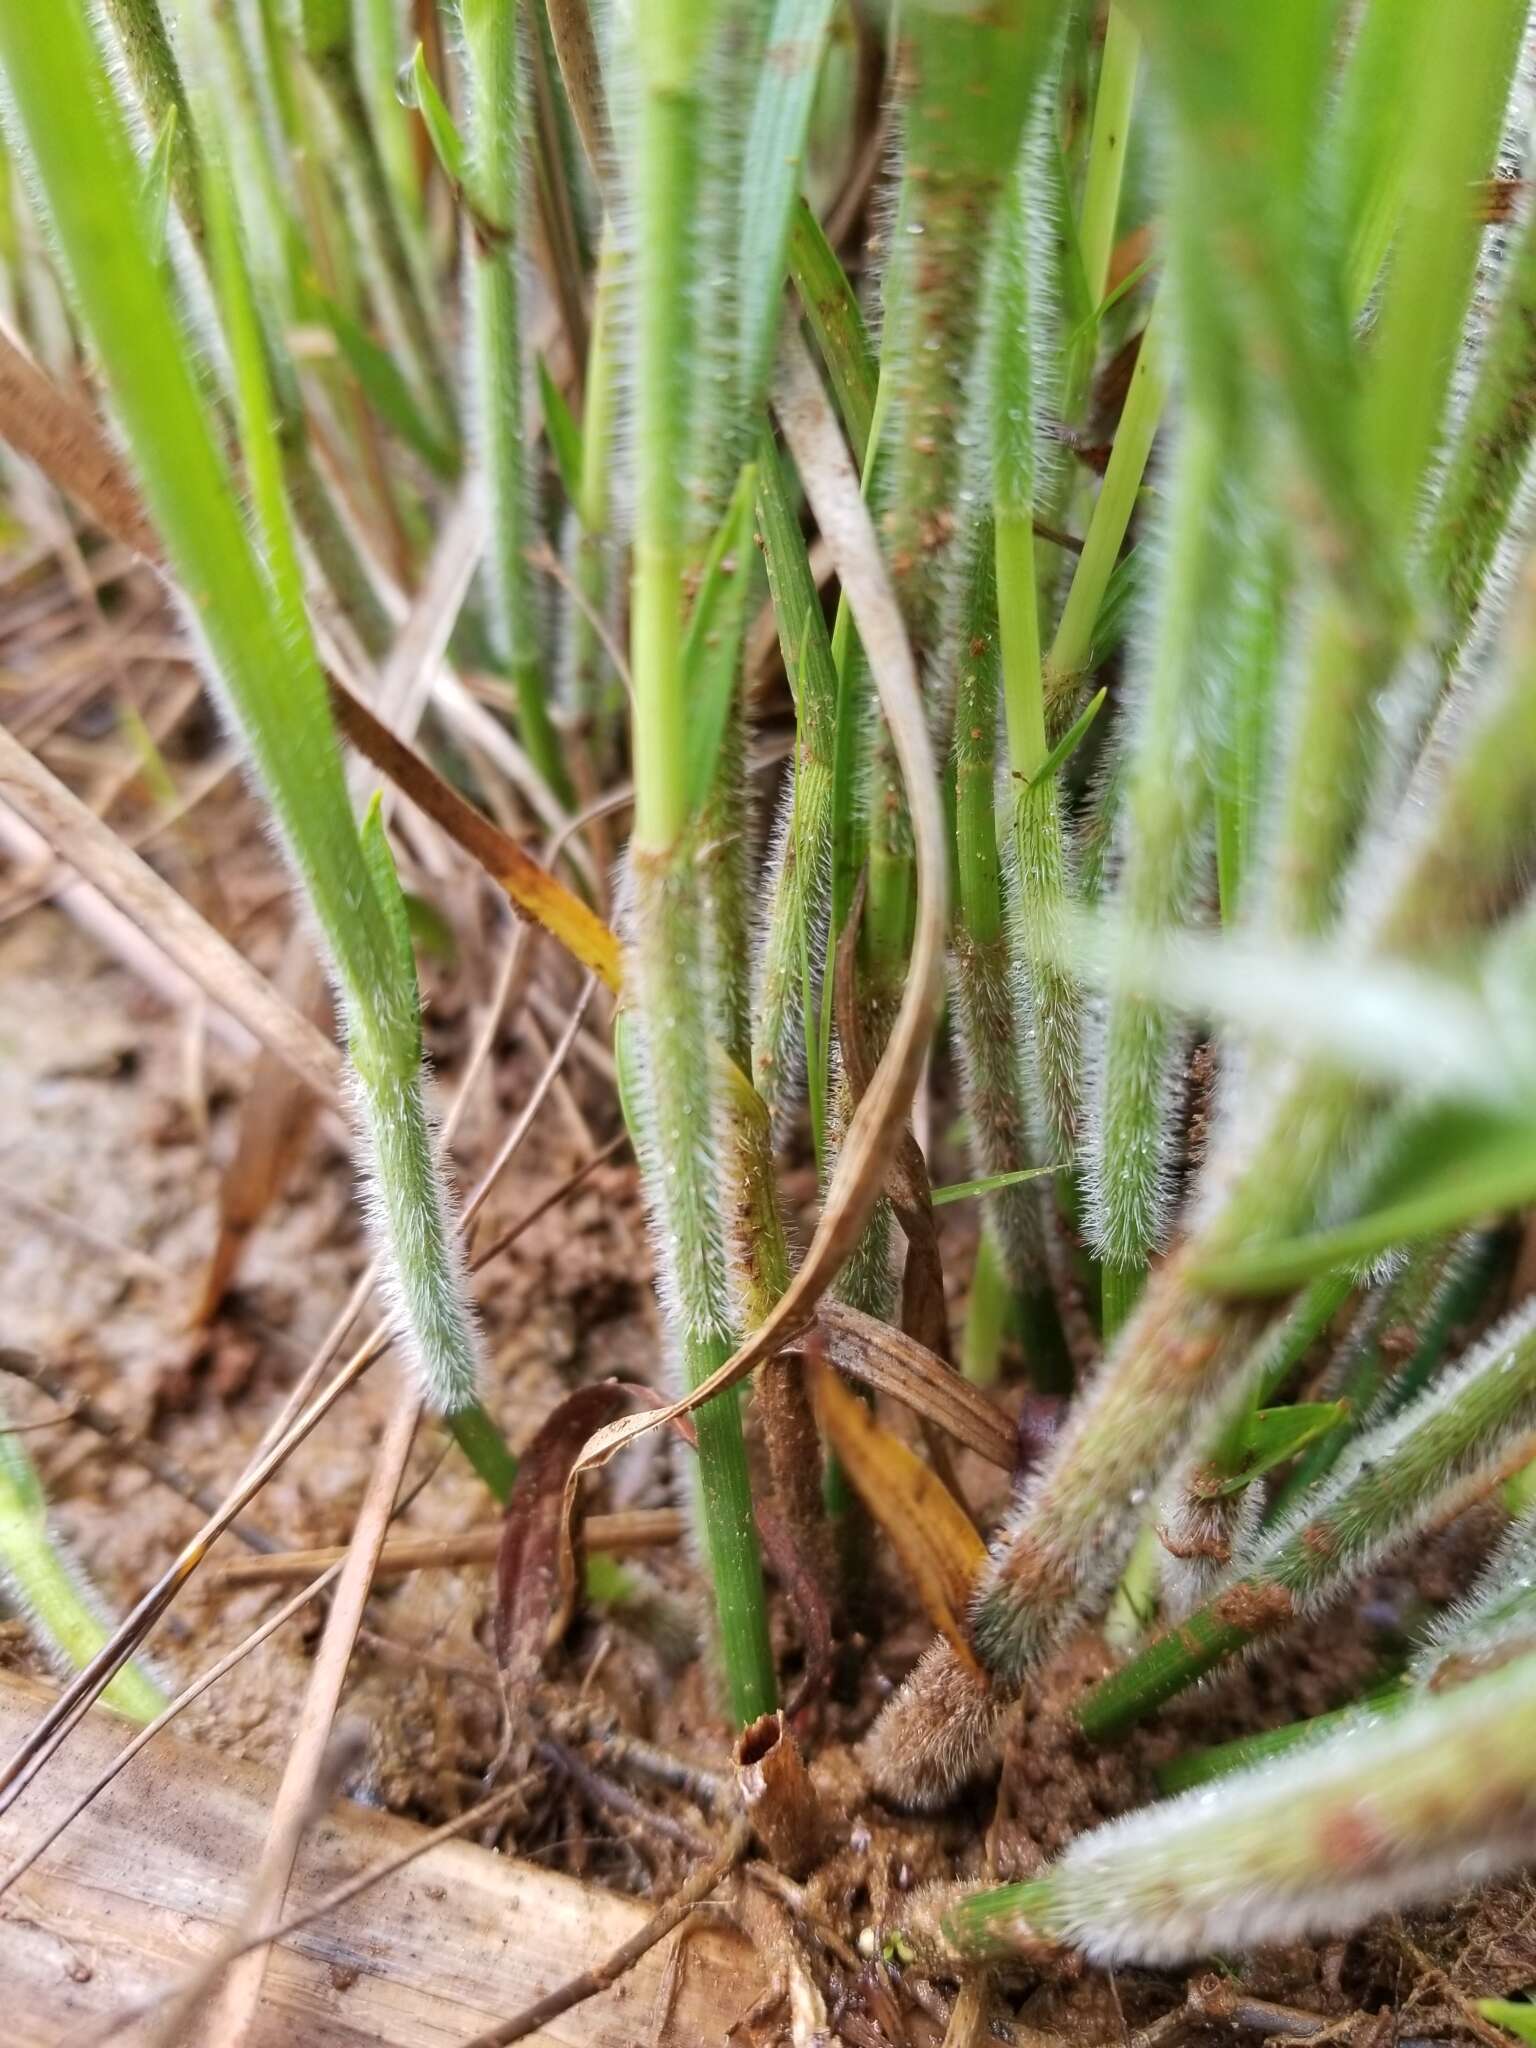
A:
[458,1816,752,2048]
[202,1506,687,1588]
[0,1417,461,1904]
[0,870,604,1909]
[0,721,341,1099]
[0,1559,347,1902]
[0,960,611,1811]
[0,1328,387,1815]
[526,976,616,1089]
[471,972,598,1198]
[468,1132,630,1272]
[539,1735,712,1857]
[528,540,633,696]
[576,1723,732,1815]
[521,1000,601,1150]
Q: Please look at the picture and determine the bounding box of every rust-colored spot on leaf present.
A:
[1210,1578,1295,1636]
[1315,1800,1389,1876]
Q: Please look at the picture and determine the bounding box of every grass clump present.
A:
[10,0,1536,2010]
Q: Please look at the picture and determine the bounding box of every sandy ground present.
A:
[0,890,663,1812]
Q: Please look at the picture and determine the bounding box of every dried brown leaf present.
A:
[498,1384,684,1692]
[814,1302,1015,1468]
[0,720,341,1101]
[326,677,623,991]
[0,324,157,556]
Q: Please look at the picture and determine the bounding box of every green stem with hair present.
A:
[1077,1303,1536,1741]
[925,1651,1536,1965]
[1062,3,1139,422]
[623,0,776,1726]
[0,1414,166,1723]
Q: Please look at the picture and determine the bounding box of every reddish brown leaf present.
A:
[326,678,623,992]
[495,1384,672,1694]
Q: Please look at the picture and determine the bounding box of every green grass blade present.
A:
[753,429,838,1125]
[683,463,759,812]
[738,0,838,407]
[787,197,876,465]
[624,0,777,1724]
[460,0,572,807]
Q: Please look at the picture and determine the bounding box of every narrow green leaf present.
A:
[683,462,759,812]
[1050,134,1095,348]
[0,1418,166,1723]
[297,273,460,480]
[752,428,838,1127]
[143,104,178,265]
[408,41,468,195]
[460,0,571,804]
[786,197,876,465]
[1076,6,1141,312]
[1193,1107,1536,1296]
[1026,687,1107,791]
[931,1165,1063,1209]
[739,0,838,406]
[1358,0,1525,554]
[538,355,585,507]
[1051,297,1168,684]
[199,105,308,643]
[1095,254,1157,329]
[1479,2003,1536,2047]
[1331,0,1437,308]
[359,793,418,1011]
[1087,546,1141,671]
[1212,1402,1349,1496]
[1125,0,1365,560]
